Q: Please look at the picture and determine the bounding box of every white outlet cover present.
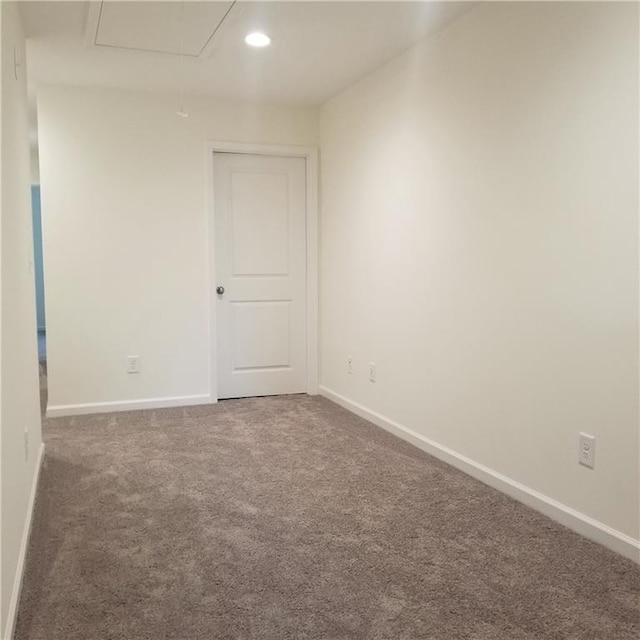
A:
[579,432,595,469]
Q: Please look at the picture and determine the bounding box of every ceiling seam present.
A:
[91,43,201,58]
[197,0,237,58]
[94,0,104,46]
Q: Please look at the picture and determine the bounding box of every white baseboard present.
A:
[319,385,640,564]
[3,442,45,640]
[46,394,213,418]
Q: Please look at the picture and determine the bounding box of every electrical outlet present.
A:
[368,362,377,383]
[127,355,140,374]
[24,430,29,461]
[347,355,353,375]
[579,433,595,469]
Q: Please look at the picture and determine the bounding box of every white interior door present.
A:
[214,152,307,399]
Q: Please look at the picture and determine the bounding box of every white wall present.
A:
[1,2,44,635]
[320,1,639,550]
[38,86,317,414]
[29,146,39,185]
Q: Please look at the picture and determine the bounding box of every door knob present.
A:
[216,286,225,295]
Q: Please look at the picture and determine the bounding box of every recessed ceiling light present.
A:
[245,32,271,48]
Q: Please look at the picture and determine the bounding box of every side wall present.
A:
[1,2,44,635]
[319,2,639,553]
[37,86,318,414]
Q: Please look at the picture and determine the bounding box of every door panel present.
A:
[231,171,290,275]
[232,301,290,370]
[214,153,306,399]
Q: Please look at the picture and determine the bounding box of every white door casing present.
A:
[213,152,309,399]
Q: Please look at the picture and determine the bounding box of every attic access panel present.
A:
[88,1,234,57]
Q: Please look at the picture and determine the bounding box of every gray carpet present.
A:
[37,330,46,363]
[38,361,47,416]
[14,395,640,639]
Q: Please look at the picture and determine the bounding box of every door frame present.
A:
[205,140,319,402]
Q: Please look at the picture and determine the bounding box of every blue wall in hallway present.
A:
[31,185,46,331]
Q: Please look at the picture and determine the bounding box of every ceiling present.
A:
[20,1,475,106]
[90,1,236,57]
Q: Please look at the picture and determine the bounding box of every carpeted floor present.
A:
[15,395,640,639]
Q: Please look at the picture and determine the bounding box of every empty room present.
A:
[1,1,639,638]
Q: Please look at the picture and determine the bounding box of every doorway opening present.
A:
[31,182,47,414]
